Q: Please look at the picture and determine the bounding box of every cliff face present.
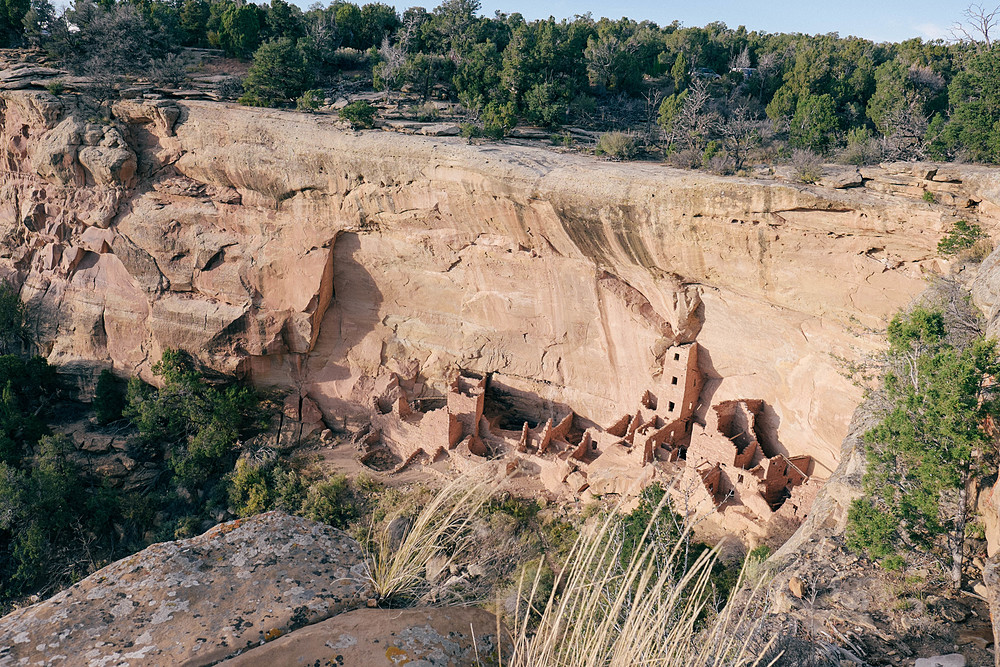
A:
[2,91,997,475]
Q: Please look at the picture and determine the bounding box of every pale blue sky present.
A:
[438,0,971,43]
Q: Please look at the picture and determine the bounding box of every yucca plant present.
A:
[506,494,777,667]
[364,475,494,605]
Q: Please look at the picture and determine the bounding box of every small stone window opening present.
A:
[668,401,675,412]
[673,353,680,361]
[671,377,678,385]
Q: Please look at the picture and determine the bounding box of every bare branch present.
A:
[951,3,1000,48]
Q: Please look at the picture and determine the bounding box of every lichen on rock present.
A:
[0,511,372,666]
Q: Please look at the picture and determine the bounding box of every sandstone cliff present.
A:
[2,90,997,476]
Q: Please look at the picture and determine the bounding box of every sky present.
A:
[412,0,976,44]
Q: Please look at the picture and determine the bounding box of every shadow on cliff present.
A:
[694,345,722,426]
[696,345,801,469]
[303,231,383,386]
[484,375,600,436]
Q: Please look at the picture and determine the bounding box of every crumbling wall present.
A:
[352,341,816,545]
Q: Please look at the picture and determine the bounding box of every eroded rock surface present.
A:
[0,511,371,666]
[219,606,508,667]
[3,91,1000,480]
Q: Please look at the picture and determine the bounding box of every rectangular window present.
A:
[668,401,675,412]
[671,377,678,385]
[673,353,680,361]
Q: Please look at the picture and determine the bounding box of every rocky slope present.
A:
[2,90,998,478]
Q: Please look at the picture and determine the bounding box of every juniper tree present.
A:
[239,37,311,107]
[847,306,1000,590]
[0,281,25,357]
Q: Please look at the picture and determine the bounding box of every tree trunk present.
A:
[952,482,970,592]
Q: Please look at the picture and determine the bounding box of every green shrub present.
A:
[553,133,573,147]
[703,139,722,163]
[45,80,64,95]
[841,127,883,166]
[0,356,58,466]
[922,190,935,203]
[596,131,638,161]
[228,458,272,518]
[482,100,516,138]
[486,495,540,530]
[295,89,324,112]
[747,544,773,562]
[938,220,987,256]
[881,554,906,571]
[172,515,202,539]
[340,100,377,128]
[0,434,110,597]
[300,475,356,528]
[846,497,896,558]
[459,122,481,143]
[271,465,309,510]
[228,456,359,529]
[327,47,368,70]
[125,349,260,491]
[522,81,567,126]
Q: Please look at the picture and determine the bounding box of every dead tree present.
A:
[951,3,1000,48]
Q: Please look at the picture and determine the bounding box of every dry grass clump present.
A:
[791,149,823,184]
[506,494,776,667]
[364,475,494,605]
[364,478,776,665]
[959,237,995,263]
[597,131,640,161]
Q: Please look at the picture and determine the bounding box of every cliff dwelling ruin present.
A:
[350,341,819,540]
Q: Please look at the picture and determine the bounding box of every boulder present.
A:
[0,512,372,666]
[817,167,863,189]
[32,116,85,185]
[508,127,551,140]
[113,98,181,137]
[78,144,137,186]
[914,655,966,667]
[788,575,805,598]
[418,123,460,136]
[957,627,993,650]
[218,606,509,667]
[0,66,64,82]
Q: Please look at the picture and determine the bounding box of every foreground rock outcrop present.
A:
[0,512,371,666]
[219,607,508,666]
